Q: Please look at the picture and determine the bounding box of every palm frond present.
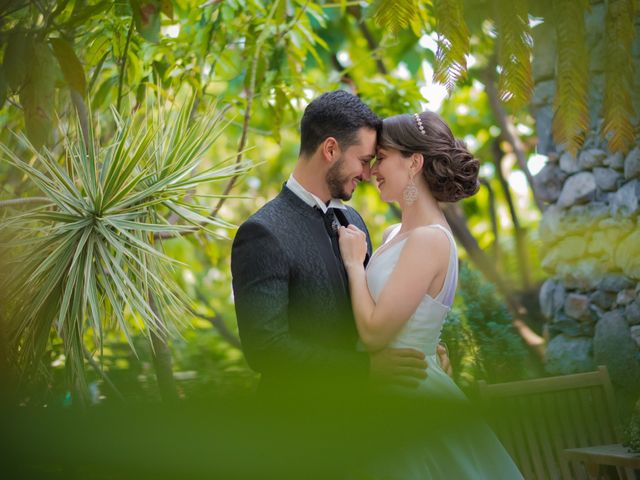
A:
[372,0,420,34]
[601,0,637,154]
[432,0,470,92]
[494,0,533,108]
[552,0,590,156]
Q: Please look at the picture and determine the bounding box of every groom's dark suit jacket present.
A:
[231,185,373,395]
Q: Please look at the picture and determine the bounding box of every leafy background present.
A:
[3,0,626,405]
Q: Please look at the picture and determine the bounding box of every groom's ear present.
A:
[321,137,340,163]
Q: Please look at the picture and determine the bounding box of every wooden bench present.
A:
[477,366,638,479]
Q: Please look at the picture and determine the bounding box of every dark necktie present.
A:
[319,207,342,260]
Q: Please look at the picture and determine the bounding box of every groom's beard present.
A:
[326,156,353,201]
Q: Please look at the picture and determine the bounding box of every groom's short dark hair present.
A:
[299,90,381,157]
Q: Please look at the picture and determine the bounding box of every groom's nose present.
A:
[361,163,372,181]
[370,162,378,177]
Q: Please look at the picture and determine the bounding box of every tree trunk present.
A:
[149,295,179,403]
[491,139,531,290]
[479,177,500,262]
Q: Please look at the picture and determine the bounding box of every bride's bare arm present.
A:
[339,225,450,351]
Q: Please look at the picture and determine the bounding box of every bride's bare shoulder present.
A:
[381,223,401,243]
[404,226,451,260]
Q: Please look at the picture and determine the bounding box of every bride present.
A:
[338,111,523,479]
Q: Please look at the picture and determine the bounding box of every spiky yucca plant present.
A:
[0,97,250,403]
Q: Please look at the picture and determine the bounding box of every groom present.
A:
[231,90,429,397]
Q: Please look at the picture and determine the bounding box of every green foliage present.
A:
[0,68,6,109]
[3,30,31,90]
[493,0,533,109]
[432,0,470,91]
[552,0,590,156]
[170,326,257,399]
[19,42,58,149]
[623,410,640,453]
[454,264,528,384]
[50,38,87,96]
[0,95,250,398]
[601,0,637,154]
[131,0,162,43]
[372,0,421,35]
[0,0,584,403]
[440,308,476,386]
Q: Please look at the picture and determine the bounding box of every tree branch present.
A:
[208,0,281,219]
[116,17,134,115]
[491,138,531,289]
[189,307,241,349]
[148,293,180,404]
[347,5,388,75]
[478,177,499,262]
[82,344,125,403]
[274,0,311,43]
[484,60,544,211]
[331,54,357,91]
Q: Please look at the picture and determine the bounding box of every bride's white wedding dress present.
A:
[364,224,523,479]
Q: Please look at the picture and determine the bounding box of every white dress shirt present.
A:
[285,175,347,214]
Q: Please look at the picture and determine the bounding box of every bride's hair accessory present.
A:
[403,175,419,205]
[414,113,426,135]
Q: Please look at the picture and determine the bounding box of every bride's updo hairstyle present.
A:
[379,111,480,202]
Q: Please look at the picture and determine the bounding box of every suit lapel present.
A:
[279,186,352,299]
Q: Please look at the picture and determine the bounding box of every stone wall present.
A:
[531,1,640,404]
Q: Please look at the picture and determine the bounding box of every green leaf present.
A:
[62,1,112,29]
[20,43,58,149]
[0,66,6,109]
[160,0,173,19]
[50,38,87,96]
[552,0,590,155]
[373,0,419,34]
[20,88,51,150]
[433,0,470,91]
[601,0,636,154]
[494,0,533,109]
[130,0,161,43]
[3,31,32,90]
[83,236,102,343]
[272,85,288,144]
[92,75,118,110]
[56,227,91,333]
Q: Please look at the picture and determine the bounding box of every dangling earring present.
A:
[403,175,418,206]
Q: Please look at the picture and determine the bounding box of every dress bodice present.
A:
[365,224,458,356]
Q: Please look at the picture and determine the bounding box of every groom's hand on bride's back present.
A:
[437,343,453,378]
[369,348,428,388]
